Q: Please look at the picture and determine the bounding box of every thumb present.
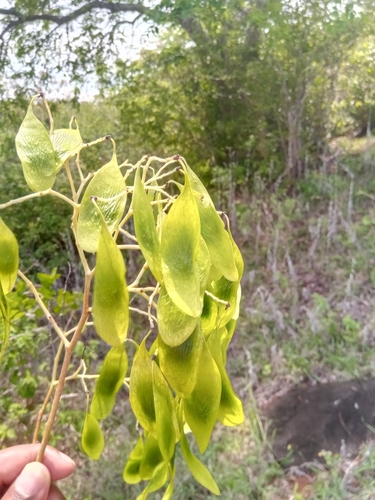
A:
[2,463,51,500]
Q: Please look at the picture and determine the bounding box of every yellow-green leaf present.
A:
[152,361,176,461]
[51,127,82,172]
[129,339,157,434]
[92,219,129,346]
[209,274,239,328]
[158,324,203,398]
[123,436,144,484]
[15,95,57,192]
[77,150,126,253]
[207,328,244,427]
[137,462,169,500]
[139,433,164,480]
[200,293,218,337]
[90,345,128,420]
[180,431,220,495]
[183,340,221,454]
[133,167,163,282]
[0,282,10,362]
[157,284,198,347]
[197,236,211,297]
[0,218,19,294]
[162,462,175,500]
[160,174,201,317]
[81,413,104,460]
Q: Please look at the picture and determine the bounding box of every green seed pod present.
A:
[123,435,144,484]
[183,340,221,454]
[158,323,203,398]
[129,339,157,435]
[0,218,19,295]
[132,167,163,282]
[152,361,176,461]
[207,327,244,427]
[0,282,10,361]
[157,284,198,347]
[15,95,57,192]
[81,413,104,460]
[139,432,164,480]
[138,461,169,500]
[50,126,82,172]
[160,174,201,317]
[77,148,126,253]
[200,294,218,337]
[92,217,129,346]
[90,345,128,420]
[180,431,220,496]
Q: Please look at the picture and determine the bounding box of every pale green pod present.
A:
[137,462,169,500]
[92,218,129,346]
[81,413,104,460]
[132,167,163,282]
[158,323,203,398]
[77,149,126,253]
[129,339,157,435]
[15,95,57,191]
[90,345,128,420]
[207,327,244,427]
[157,284,198,347]
[152,361,176,461]
[160,174,201,317]
[180,431,220,495]
[51,126,82,172]
[139,432,164,480]
[183,340,221,454]
[0,218,19,295]
[123,435,144,484]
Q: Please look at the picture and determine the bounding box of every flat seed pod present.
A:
[81,413,104,460]
[77,150,126,253]
[210,275,239,328]
[183,340,221,454]
[15,95,57,192]
[207,328,244,427]
[129,339,157,435]
[90,345,128,420]
[157,284,198,347]
[194,191,238,283]
[180,431,220,496]
[160,174,201,317]
[139,432,164,480]
[133,167,163,282]
[200,294,218,337]
[123,435,144,484]
[158,324,203,398]
[222,319,236,365]
[51,127,82,172]
[0,282,10,362]
[137,462,169,500]
[92,219,129,346]
[0,218,19,294]
[152,361,176,461]
[161,462,175,500]
[197,236,211,297]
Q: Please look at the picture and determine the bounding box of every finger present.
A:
[0,445,75,488]
[1,462,50,500]
[47,484,66,500]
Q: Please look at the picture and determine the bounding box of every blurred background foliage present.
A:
[3,0,375,498]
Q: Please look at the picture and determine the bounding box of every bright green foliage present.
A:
[77,149,126,253]
[81,413,105,460]
[183,340,222,453]
[15,95,57,192]
[0,217,19,294]
[3,96,245,499]
[132,167,163,282]
[160,173,201,317]
[92,217,129,346]
[50,126,82,172]
[90,345,128,420]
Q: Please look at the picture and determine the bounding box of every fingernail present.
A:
[58,450,76,466]
[14,462,49,498]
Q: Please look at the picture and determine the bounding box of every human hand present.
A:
[0,444,75,500]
